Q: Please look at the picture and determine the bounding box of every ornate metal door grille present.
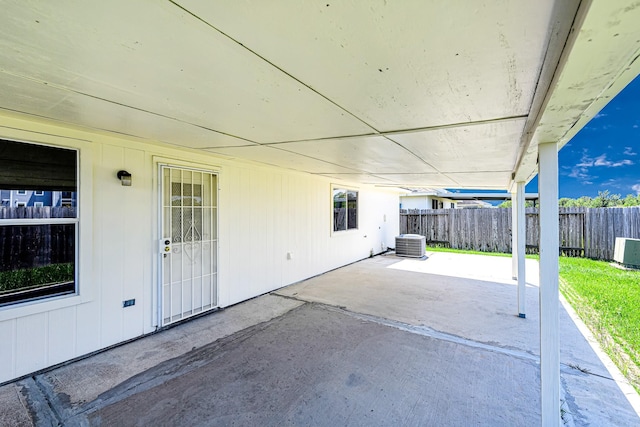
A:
[160,166,217,325]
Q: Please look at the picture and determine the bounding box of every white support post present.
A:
[511,190,518,280]
[516,181,526,318]
[538,142,560,426]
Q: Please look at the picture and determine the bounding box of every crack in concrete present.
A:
[18,377,62,427]
[272,292,617,384]
[15,295,622,425]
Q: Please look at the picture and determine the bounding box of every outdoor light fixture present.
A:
[117,170,132,186]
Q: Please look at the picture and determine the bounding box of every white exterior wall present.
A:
[400,195,455,210]
[0,114,399,383]
[400,195,432,210]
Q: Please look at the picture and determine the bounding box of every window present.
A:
[34,191,44,196]
[60,191,75,208]
[432,199,438,210]
[34,202,44,207]
[16,190,26,195]
[333,187,358,232]
[0,139,78,307]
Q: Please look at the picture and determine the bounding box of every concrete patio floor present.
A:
[2,252,639,426]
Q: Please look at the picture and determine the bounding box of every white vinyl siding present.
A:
[0,116,399,383]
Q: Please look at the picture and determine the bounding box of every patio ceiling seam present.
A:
[259,115,529,146]
[0,123,92,143]
[167,0,381,136]
[0,69,259,146]
[209,143,368,174]
[0,106,162,144]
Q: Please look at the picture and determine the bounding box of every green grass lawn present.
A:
[425,246,640,393]
[425,245,538,259]
[558,257,640,393]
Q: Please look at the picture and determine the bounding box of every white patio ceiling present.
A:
[1,1,639,190]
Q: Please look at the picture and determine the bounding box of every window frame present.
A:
[0,140,80,309]
[331,185,359,234]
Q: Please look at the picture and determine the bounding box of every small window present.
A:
[0,139,78,307]
[332,186,358,232]
[34,191,44,196]
[432,199,438,210]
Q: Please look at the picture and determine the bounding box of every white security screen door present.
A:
[160,166,217,326]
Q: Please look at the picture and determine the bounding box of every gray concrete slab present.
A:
[72,304,541,426]
[277,253,542,355]
[0,383,33,427]
[12,294,302,416]
[4,252,639,426]
[276,252,640,425]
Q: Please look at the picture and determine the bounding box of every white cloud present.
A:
[569,150,633,183]
[633,184,640,195]
[592,154,633,167]
[624,147,637,156]
[594,113,608,119]
[603,179,621,189]
[568,169,590,179]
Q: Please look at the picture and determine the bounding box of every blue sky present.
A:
[526,75,640,199]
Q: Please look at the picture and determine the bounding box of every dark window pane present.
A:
[0,139,76,192]
[0,223,75,306]
[333,189,346,231]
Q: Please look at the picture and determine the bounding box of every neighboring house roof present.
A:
[401,190,538,202]
[444,193,539,201]
[455,200,494,209]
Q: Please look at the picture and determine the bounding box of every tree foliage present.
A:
[497,200,536,208]
[498,191,640,208]
[558,190,640,208]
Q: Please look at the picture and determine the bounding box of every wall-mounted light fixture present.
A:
[117,170,132,186]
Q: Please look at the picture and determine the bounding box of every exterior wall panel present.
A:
[15,313,47,377]
[121,148,148,340]
[74,299,101,357]
[0,114,399,383]
[0,320,15,381]
[97,144,126,348]
[47,307,77,366]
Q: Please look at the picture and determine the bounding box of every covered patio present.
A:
[2,2,640,425]
[2,252,637,426]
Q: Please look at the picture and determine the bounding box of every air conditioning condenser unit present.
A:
[614,237,640,268]
[395,234,426,258]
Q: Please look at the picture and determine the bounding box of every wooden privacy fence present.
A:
[399,206,640,261]
[0,207,76,271]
